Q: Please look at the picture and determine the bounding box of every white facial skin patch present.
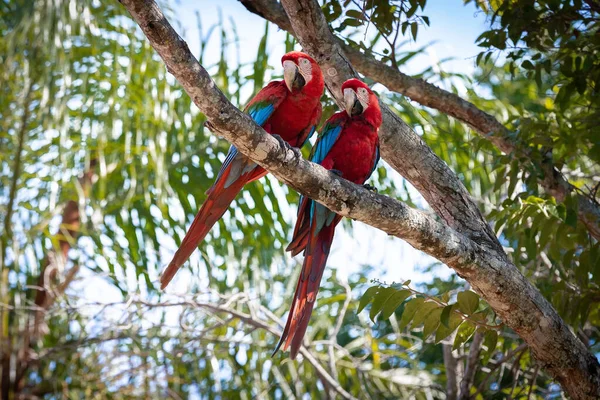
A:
[356,87,370,110]
[297,57,313,84]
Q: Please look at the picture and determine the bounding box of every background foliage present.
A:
[1,0,598,398]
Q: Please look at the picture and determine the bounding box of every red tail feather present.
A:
[275,221,338,359]
[160,167,267,289]
[285,196,311,256]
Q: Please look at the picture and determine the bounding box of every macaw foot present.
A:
[363,183,378,193]
[330,169,343,177]
[271,134,302,159]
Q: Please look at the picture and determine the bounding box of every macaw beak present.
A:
[344,88,363,117]
[283,60,306,92]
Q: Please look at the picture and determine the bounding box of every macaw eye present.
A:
[300,58,310,66]
[359,87,368,96]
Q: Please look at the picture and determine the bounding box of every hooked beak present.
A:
[283,60,306,92]
[344,88,363,117]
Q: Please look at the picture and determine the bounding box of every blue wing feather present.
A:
[369,145,380,178]
[310,122,343,165]
[301,125,316,148]
[306,116,346,234]
[215,101,279,187]
[248,103,276,127]
[215,146,238,183]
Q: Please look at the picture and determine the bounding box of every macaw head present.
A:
[341,78,382,127]
[281,51,324,97]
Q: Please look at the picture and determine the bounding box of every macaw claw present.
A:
[272,134,302,159]
[363,183,378,193]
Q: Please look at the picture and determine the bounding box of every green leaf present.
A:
[440,292,450,303]
[410,22,418,41]
[358,286,380,314]
[422,308,443,340]
[565,207,577,228]
[457,291,479,315]
[343,18,363,27]
[345,9,365,20]
[507,161,519,197]
[380,289,412,320]
[369,286,396,321]
[563,249,575,269]
[436,306,464,343]
[440,304,453,328]
[521,60,534,70]
[453,321,476,350]
[399,297,425,329]
[482,329,498,364]
[411,301,440,327]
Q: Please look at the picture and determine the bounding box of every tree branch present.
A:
[239,0,600,241]
[458,331,484,400]
[443,342,458,400]
[118,0,600,398]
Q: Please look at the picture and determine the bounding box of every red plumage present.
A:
[160,52,324,290]
[277,79,381,358]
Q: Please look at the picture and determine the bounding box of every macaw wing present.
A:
[300,126,316,148]
[213,146,260,188]
[244,80,288,126]
[369,142,380,178]
[302,113,346,208]
[310,113,345,165]
[214,82,289,188]
[306,113,347,235]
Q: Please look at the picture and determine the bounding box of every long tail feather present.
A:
[285,224,310,257]
[286,196,311,256]
[275,221,338,359]
[160,166,266,289]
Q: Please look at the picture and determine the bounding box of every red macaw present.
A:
[275,78,382,359]
[160,51,324,289]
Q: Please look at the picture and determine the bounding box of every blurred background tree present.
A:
[0,0,598,399]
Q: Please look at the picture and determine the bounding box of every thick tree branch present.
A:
[118,1,600,398]
[239,0,600,241]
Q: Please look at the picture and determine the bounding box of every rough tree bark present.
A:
[239,0,600,242]
[118,0,600,398]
